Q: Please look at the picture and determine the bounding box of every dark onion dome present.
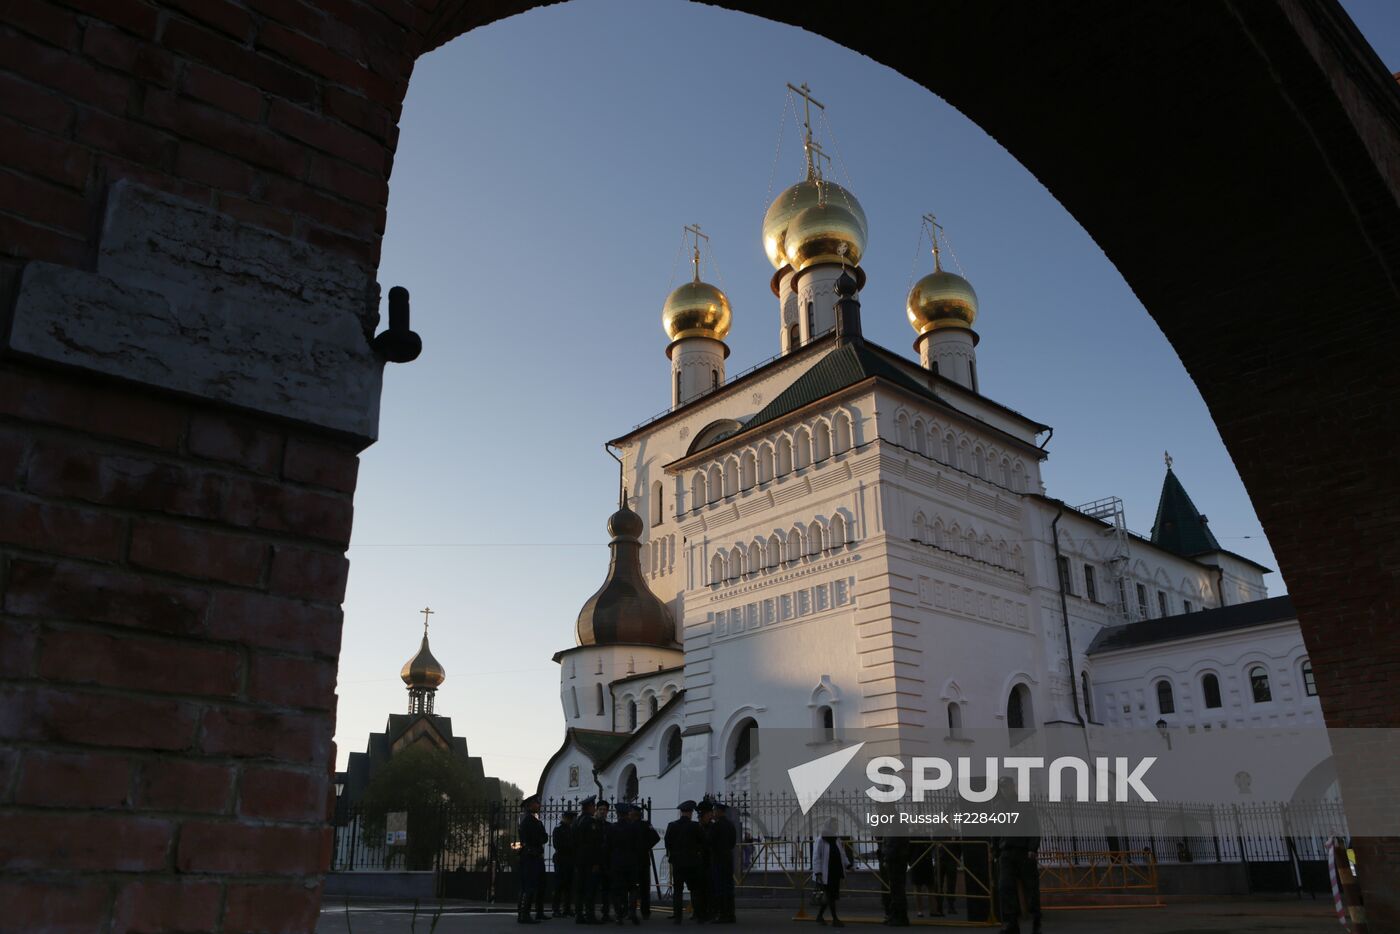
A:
[400,632,446,688]
[576,504,677,648]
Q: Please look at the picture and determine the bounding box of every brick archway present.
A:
[1,1,1397,929]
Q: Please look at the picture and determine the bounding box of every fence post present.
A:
[1233,804,1251,894]
[1209,803,1221,862]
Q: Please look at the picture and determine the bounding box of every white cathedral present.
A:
[536,89,1323,810]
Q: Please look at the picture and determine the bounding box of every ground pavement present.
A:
[316,897,1337,933]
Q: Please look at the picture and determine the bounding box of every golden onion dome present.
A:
[400,633,446,689]
[783,200,867,271]
[907,269,978,337]
[662,279,732,343]
[762,179,867,270]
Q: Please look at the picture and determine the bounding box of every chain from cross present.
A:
[419,606,434,634]
[683,223,708,281]
[922,212,944,271]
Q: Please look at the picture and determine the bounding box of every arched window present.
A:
[691,472,706,511]
[813,421,831,462]
[662,726,682,772]
[740,450,757,489]
[648,695,659,717]
[947,702,963,739]
[651,481,664,526]
[1012,462,1026,492]
[730,717,758,775]
[793,427,811,470]
[896,412,911,448]
[1301,660,1317,697]
[913,512,926,542]
[788,322,800,349]
[710,552,724,586]
[973,446,987,478]
[621,764,639,802]
[723,458,739,497]
[1249,665,1273,703]
[758,444,775,483]
[767,533,782,568]
[626,699,638,731]
[728,546,743,581]
[912,419,926,455]
[1156,679,1175,715]
[707,465,722,503]
[1202,673,1223,709]
[830,513,848,547]
[817,705,834,742]
[777,436,793,476]
[807,521,824,556]
[570,686,579,719]
[1007,684,1033,739]
[786,527,803,564]
[676,370,682,401]
[1081,671,1093,721]
[747,541,762,576]
[1000,457,1011,487]
[943,432,957,465]
[711,369,719,390]
[595,683,605,716]
[833,412,852,453]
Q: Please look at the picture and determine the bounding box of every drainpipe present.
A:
[1051,507,1086,729]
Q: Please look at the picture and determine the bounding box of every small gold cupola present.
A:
[909,213,981,390]
[664,225,732,409]
[401,606,446,714]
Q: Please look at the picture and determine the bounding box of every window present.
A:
[1056,555,1074,595]
[1184,600,1193,614]
[570,686,580,719]
[1136,583,1149,619]
[622,765,639,802]
[626,699,637,731]
[651,481,664,526]
[969,359,978,392]
[1249,665,1272,703]
[1158,591,1169,617]
[1302,660,1317,697]
[711,369,719,390]
[1084,566,1098,603]
[1202,673,1223,709]
[788,322,800,349]
[1156,680,1175,715]
[1080,671,1093,720]
[675,370,682,400]
[817,705,834,742]
[730,718,758,774]
[595,683,605,716]
[947,702,963,739]
[662,726,682,772]
[1007,684,1033,733]
[806,301,814,337]
[648,695,659,717]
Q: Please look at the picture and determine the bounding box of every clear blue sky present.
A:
[336,0,1400,794]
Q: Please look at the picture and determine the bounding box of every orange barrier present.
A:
[1038,849,1163,909]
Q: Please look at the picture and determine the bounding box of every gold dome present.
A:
[783,200,866,271]
[907,269,978,337]
[762,179,867,270]
[400,633,446,689]
[662,279,732,343]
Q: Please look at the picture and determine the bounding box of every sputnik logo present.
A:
[788,742,866,814]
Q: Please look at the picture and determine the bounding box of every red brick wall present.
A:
[0,360,356,932]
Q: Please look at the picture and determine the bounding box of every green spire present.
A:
[1150,458,1221,557]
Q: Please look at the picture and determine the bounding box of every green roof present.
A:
[700,340,942,451]
[1150,467,1221,557]
[571,729,631,765]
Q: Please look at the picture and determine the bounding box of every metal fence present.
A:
[331,792,1349,896]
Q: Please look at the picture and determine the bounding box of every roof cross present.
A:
[923,212,944,272]
[1164,450,1173,470]
[419,605,434,635]
[683,223,708,282]
[786,81,825,180]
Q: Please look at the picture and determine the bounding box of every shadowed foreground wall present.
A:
[0,1,1397,930]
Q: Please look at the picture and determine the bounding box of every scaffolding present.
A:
[1073,496,1132,622]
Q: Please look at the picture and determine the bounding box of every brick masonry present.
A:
[0,1,1397,931]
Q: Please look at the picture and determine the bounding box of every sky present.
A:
[336,0,1400,794]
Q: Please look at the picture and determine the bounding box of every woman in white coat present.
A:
[811,823,855,927]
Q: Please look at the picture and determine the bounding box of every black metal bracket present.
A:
[373,285,422,363]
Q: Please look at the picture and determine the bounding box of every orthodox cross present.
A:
[1164,451,1173,469]
[787,81,825,179]
[684,223,708,282]
[419,605,434,635]
[923,212,944,272]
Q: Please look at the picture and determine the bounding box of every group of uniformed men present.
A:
[516,795,739,925]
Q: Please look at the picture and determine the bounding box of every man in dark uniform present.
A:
[696,800,716,922]
[632,805,661,921]
[518,795,549,925]
[879,832,911,926]
[594,800,614,923]
[607,804,655,925]
[993,777,1042,934]
[707,802,738,924]
[552,811,576,918]
[664,800,706,924]
[573,797,606,924]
